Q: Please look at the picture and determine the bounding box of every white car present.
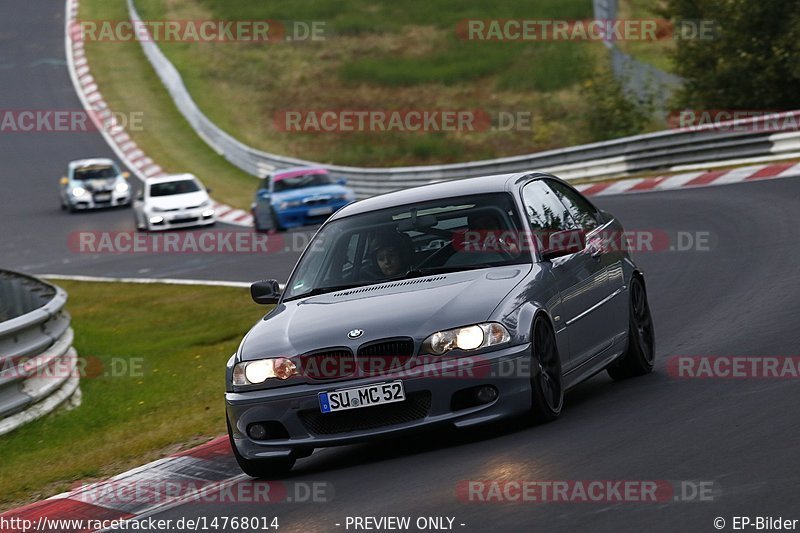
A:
[59,158,131,212]
[133,174,216,231]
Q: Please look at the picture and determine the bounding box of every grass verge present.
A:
[111,0,643,167]
[81,0,258,209]
[0,280,266,512]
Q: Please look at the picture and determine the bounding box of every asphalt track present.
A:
[2,2,800,532]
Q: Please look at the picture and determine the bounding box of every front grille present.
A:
[357,337,414,376]
[299,348,356,381]
[298,391,432,435]
[170,217,199,224]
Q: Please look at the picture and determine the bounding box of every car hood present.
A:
[146,191,208,210]
[74,177,120,192]
[239,265,531,361]
[270,184,350,203]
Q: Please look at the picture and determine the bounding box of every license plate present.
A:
[319,381,405,413]
[307,206,333,217]
[94,193,111,202]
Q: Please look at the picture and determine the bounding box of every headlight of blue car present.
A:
[279,200,303,210]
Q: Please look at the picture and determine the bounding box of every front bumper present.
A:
[70,191,130,209]
[275,200,350,229]
[226,343,532,460]
[146,208,216,231]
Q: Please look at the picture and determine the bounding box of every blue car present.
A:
[252,167,355,232]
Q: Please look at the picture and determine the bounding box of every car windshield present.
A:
[74,165,117,180]
[284,192,529,301]
[273,172,333,192]
[149,179,201,197]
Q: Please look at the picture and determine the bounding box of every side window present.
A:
[546,180,600,231]
[521,180,575,232]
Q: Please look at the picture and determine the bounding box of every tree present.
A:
[665,0,800,109]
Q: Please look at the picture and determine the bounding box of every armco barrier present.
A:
[126,0,800,199]
[0,271,80,436]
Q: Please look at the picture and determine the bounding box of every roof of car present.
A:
[331,170,552,219]
[146,173,199,184]
[69,158,115,170]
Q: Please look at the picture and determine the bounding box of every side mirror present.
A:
[251,279,281,305]
[136,190,144,201]
[59,177,69,186]
[206,187,213,194]
[540,228,586,261]
[337,177,347,186]
[121,171,130,179]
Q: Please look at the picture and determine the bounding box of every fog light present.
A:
[202,209,215,218]
[476,386,498,404]
[149,215,164,224]
[248,423,267,440]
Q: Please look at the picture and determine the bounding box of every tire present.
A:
[270,209,284,233]
[607,276,655,380]
[227,419,295,478]
[530,317,564,423]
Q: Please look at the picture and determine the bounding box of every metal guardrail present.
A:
[0,271,80,436]
[127,0,800,199]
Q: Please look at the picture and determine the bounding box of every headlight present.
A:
[71,187,87,198]
[115,182,130,193]
[279,200,302,209]
[422,323,510,355]
[232,357,298,386]
[151,206,164,212]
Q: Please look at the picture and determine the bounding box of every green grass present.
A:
[616,0,676,72]
[120,0,625,165]
[82,0,664,190]
[81,0,258,209]
[0,281,267,511]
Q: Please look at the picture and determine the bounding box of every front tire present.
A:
[607,276,655,380]
[227,419,295,478]
[530,317,563,423]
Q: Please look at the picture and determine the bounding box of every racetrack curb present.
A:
[575,161,800,197]
[64,0,253,228]
[0,436,246,532]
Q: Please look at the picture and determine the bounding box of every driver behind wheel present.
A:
[369,232,414,278]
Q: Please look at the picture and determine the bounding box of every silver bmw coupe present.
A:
[226,171,655,476]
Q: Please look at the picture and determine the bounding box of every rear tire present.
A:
[607,276,655,380]
[227,419,295,478]
[530,317,563,423]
